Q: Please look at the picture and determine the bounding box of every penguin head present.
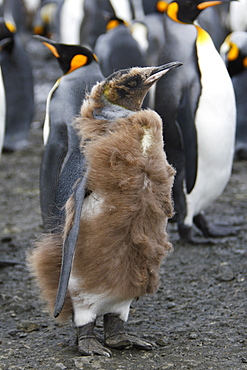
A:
[221,32,247,77]
[34,35,99,75]
[167,0,233,24]
[0,18,15,52]
[105,16,129,32]
[101,62,182,111]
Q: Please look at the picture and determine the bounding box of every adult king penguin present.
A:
[35,36,104,229]
[29,61,181,357]
[155,0,237,243]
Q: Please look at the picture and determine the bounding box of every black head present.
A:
[33,35,98,75]
[102,62,182,111]
[167,0,233,24]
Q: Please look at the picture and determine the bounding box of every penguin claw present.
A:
[77,321,112,357]
[105,333,153,351]
[78,337,112,357]
[103,313,153,351]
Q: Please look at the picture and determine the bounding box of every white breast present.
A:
[59,0,85,44]
[43,78,61,145]
[184,30,236,226]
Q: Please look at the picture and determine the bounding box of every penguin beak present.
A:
[144,61,183,85]
[197,0,235,11]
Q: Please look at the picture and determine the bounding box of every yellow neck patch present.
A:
[167,2,181,22]
[195,25,211,44]
[156,0,168,13]
[6,21,16,33]
[69,54,88,73]
[43,42,60,58]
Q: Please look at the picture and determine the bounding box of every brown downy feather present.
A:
[27,234,73,321]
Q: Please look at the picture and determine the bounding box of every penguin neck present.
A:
[194,24,211,45]
[93,96,135,121]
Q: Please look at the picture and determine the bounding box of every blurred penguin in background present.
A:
[80,0,134,48]
[35,36,103,229]
[94,16,147,77]
[155,0,236,243]
[0,17,34,152]
[221,31,247,160]
[229,0,247,32]
[33,0,62,40]
[59,0,85,44]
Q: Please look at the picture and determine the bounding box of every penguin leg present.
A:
[178,222,214,245]
[104,313,153,351]
[193,212,238,238]
[77,321,112,357]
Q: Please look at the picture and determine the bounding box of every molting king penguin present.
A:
[28,61,181,357]
[0,17,34,152]
[35,36,104,230]
[155,0,237,243]
[221,31,247,160]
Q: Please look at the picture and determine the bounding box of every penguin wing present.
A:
[177,90,198,194]
[51,146,85,228]
[53,148,88,318]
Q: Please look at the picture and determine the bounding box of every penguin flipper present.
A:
[51,147,85,229]
[177,91,198,194]
[53,167,88,318]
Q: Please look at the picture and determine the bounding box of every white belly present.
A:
[185,33,236,226]
[69,275,132,326]
[59,0,84,44]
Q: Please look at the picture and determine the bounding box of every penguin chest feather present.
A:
[70,108,175,302]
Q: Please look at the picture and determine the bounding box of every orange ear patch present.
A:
[156,1,168,13]
[43,42,60,58]
[70,54,88,72]
[106,19,120,31]
[227,43,239,61]
[243,56,247,68]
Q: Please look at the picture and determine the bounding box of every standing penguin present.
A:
[35,36,104,229]
[221,31,247,160]
[94,16,147,77]
[28,61,181,357]
[0,17,34,151]
[155,0,236,243]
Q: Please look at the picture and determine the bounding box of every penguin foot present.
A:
[178,223,214,245]
[104,313,153,351]
[193,213,239,238]
[77,322,112,357]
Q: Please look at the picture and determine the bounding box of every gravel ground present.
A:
[0,38,246,370]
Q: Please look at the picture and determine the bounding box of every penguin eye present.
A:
[127,80,137,87]
[125,76,142,88]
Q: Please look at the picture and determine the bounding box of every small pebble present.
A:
[188,332,198,340]
[167,302,176,309]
